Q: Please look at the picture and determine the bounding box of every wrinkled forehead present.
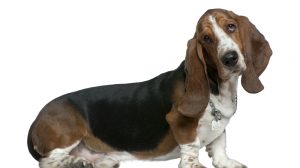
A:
[197,9,237,32]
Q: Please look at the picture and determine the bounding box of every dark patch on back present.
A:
[63,63,185,151]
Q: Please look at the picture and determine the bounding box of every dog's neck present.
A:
[217,75,239,102]
[209,75,239,118]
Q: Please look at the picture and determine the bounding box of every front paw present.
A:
[179,157,206,168]
[213,158,247,168]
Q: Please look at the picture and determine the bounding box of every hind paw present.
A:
[65,160,93,168]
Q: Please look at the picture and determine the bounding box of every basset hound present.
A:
[28,9,272,168]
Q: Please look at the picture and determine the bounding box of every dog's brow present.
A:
[209,15,235,53]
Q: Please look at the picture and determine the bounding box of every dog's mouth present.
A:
[233,63,246,74]
[218,64,246,81]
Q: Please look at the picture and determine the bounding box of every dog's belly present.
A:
[68,112,230,163]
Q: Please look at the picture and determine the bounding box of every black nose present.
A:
[221,51,238,67]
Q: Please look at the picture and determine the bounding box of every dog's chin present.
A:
[220,66,245,81]
[232,69,244,76]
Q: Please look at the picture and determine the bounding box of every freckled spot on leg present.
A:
[188,157,194,162]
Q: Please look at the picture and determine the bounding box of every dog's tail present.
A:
[27,123,42,161]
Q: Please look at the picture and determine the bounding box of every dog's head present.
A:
[178,9,272,117]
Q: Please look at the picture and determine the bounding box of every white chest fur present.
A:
[197,76,238,148]
[152,77,240,161]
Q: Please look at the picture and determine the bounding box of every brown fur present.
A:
[31,100,89,156]
[83,133,115,153]
[195,9,272,92]
[165,37,210,147]
[166,109,200,144]
[196,10,245,81]
[176,37,209,118]
[233,12,272,93]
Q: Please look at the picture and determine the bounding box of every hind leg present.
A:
[70,142,121,168]
[39,141,93,168]
[40,156,93,168]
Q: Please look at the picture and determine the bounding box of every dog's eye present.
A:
[227,24,236,33]
[203,35,212,44]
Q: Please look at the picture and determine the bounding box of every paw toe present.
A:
[113,163,120,168]
[236,165,247,168]
[194,165,206,168]
[66,161,93,168]
[213,159,247,168]
[191,163,206,168]
[85,163,94,168]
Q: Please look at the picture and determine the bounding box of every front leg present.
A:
[166,111,206,168]
[179,137,205,168]
[206,131,247,168]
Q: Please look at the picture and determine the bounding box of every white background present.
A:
[0,0,299,167]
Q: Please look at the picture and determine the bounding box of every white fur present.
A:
[94,152,136,168]
[40,141,136,168]
[153,76,242,167]
[209,15,246,74]
[197,76,238,148]
[39,141,91,168]
[207,132,246,168]
[178,137,206,168]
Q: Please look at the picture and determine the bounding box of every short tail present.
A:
[27,123,42,161]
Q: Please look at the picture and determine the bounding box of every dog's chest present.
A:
[197,94,237,147]
[152,94,237,161]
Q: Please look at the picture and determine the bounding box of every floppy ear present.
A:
[177,38,209,117]
[237,16,272,93]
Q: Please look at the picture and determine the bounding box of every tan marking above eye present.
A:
[200,28,214,44]
[217,17,238,32]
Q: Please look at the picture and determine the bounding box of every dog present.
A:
[27,8,272,168]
